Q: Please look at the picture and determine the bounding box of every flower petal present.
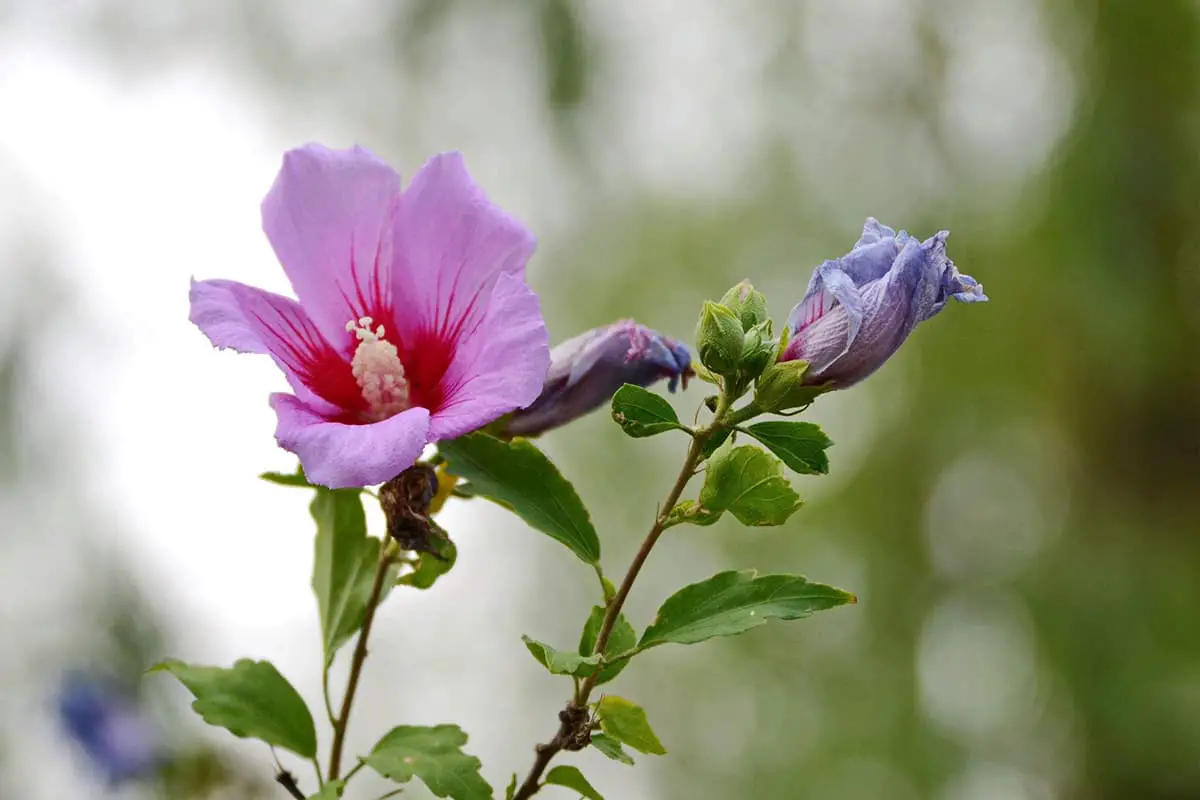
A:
[188,278,270,354]
[261,144,400,346]
[920,231,989,320]
[787,259,864,357]
[504,321,692,437]
[853,217,897,247]
[389,152,536,354]
[270,393,430,488]
[427,272,549,440]
[807,237,935,385]
[189,279,355,416]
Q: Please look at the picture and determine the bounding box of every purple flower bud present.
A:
[504,320,693,436]
[781,218,987,388]
[57,674,162,785]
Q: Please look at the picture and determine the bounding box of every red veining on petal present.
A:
[252,310,367,416]
[396,325,457,412]
[339,243,393,334]
[798,289,836,331]
[393,275,494,414]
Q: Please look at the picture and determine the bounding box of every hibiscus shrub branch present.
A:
[159,138,986,800]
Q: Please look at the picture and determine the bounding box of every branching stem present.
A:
[328,543,395,781]
[511,396,732,799]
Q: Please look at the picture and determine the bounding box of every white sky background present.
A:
[0,3,1072,798]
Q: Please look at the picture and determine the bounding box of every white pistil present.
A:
[346,316,410,421]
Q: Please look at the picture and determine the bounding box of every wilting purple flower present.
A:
[58,675,161,784]
[190,144,550,487]
[781,218,986,387]
[504,320,693,436]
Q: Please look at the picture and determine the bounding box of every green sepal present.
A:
[738,319,776,379]
[753,360,830,413]
[694,301,744,376]
[718,279,769,330]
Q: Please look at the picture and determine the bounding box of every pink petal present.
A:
[428,272,550,440]
[389,152,536,352]
[188,278,270,354]
[189,279,345,416]
[271,394,431,488]
[261,144,400,348]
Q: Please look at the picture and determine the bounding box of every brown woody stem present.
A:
[511,398,728,799]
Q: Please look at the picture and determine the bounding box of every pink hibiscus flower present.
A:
[189,144,550,487]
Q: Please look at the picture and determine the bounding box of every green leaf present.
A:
[578,606,637,685]
[260,466,310,487]
[505,774,517,800]
[610,384,685,438]
[743,421,833,475]
[700,427,733,458]
[310,488,391,666]
[149,659,316,758]
[639,570,856,649]
[589,732,634,765]
[523,636,602,676]
[662,499,724,529]
[544,765,604,800]
[698,443,802,526]
[594,696,666,755]
[364,724,492,800]
[397,538,458,590]
[307,780,344,799]
[439,432,600,564]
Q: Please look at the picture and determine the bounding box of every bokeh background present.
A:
[2,1,1199,798]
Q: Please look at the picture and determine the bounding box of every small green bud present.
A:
[695,301,744,376]
[739,319,776,378]
[719,280,769,330]
[754,360,829,412]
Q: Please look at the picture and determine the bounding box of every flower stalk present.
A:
[327,540,397,781]
[511,394,733,800]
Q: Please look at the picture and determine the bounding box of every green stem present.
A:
[327,542,395,781]
[511,396,732,800]
[342,760,366,784]
[321,666,337,728]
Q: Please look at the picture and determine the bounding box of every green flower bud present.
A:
[719,280,769,331]
[739,319,776,379]
[754,360,829,413]
[695,301,744,376]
